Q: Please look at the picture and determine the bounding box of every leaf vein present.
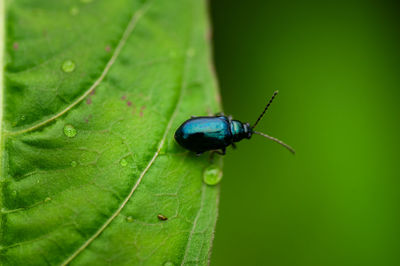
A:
[60,2,196,264]
[6,3,147,136]
[181,184,207,266]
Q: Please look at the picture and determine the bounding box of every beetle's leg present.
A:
[231,143,236,149]
[211,148,226,156]
[209,147,226,160]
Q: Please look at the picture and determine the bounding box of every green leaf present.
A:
[0,0,222,265]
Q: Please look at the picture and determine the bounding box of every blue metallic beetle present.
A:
[174,91,295,155]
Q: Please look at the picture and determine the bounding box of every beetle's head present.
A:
[231,121,252,142]
[243,122,253,139]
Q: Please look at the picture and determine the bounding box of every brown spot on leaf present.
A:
[105,45,111,52]
[127,101,132,106]
[84,115,92,123]
[140,106,146,117]
[90,89,96,95]
[86,98,92,105]
[121,95,126,100]
[12,42,19,50]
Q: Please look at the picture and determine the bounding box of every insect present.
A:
[174,91,295,156]
[157,214,168,221]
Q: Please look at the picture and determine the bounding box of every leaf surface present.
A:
[0,0,221,265]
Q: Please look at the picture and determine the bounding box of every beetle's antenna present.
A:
[253,131,295,154]
[251,90,278,129]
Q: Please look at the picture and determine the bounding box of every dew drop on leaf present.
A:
[203,165,222,186]
[126,216,134,222]
[62,60,76,73]
[120,158,128,167]
[71,161,77,167]
[64,124,77,138]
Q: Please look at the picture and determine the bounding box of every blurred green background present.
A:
[210,0,400,265]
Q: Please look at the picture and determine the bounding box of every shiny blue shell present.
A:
[174,116,252,153]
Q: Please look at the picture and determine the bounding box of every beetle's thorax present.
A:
[230,120,252,142]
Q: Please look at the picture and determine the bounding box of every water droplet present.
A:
[44,197,51,202]
[71,161,77,167]
[70,6,79,16]
[126,216,134,222]
[120,159,128,167]
[203,165,223,186]
[164,262,174,266]
[64,124,77,138]
[62,60,75,73]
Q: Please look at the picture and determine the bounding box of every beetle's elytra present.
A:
[174,91,295,155]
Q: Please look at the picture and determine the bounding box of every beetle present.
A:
[174,91,295,155]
